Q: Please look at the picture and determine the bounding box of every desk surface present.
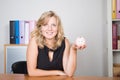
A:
[0,74,120,80]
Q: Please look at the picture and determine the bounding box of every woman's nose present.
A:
[48,25,52,30]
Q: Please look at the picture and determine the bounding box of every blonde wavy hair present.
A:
[31,11,64,49]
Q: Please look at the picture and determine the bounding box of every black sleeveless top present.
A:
[37,39,65,71]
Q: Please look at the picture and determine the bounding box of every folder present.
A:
[112,0,117,19]
[10,21,16,44]
[19,20,25,44]
[14,20,20,44]
[24,21,30,44]
[112,23,118,49]
[29,20,36,38]
[117,0,120,19]
[118,40,120,49]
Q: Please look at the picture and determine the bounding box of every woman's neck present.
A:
[45,39,56,49]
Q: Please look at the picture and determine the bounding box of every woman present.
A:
[27,11,86,77]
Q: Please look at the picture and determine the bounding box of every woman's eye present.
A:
[43,24,47,26]
[52,24,56,27]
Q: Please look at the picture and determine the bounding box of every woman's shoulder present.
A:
[29,37,35,42]
[28,37,37,46]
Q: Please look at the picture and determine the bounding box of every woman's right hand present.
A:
[57,70,66,76]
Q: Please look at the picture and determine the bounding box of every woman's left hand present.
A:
[72,37,87,50]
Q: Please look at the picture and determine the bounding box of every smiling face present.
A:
[41,16,58,40]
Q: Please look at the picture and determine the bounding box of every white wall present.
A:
[0,0,107,76]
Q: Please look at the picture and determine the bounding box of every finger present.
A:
[78,45,86,50]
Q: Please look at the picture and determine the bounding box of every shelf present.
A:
[4,45,27,73]
[112,19,120,21]
[113,50,120,52]
[4,44,28,46]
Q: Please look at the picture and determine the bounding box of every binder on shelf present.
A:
[14,20,20,44]
[9,20,36,44]
[24,21,30,44]
[29,20,36,34]
[29,20,36,39]
[112,23,118,49]
[10,21,16,44]
[117,37,120,49]
[19,20,25,44]
[112,0,117,19]
[117,0,120,19]
[117,23,120,49]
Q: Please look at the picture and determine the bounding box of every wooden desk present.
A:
[0,74,119,80]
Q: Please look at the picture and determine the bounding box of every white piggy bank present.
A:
[75,37,86,46]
